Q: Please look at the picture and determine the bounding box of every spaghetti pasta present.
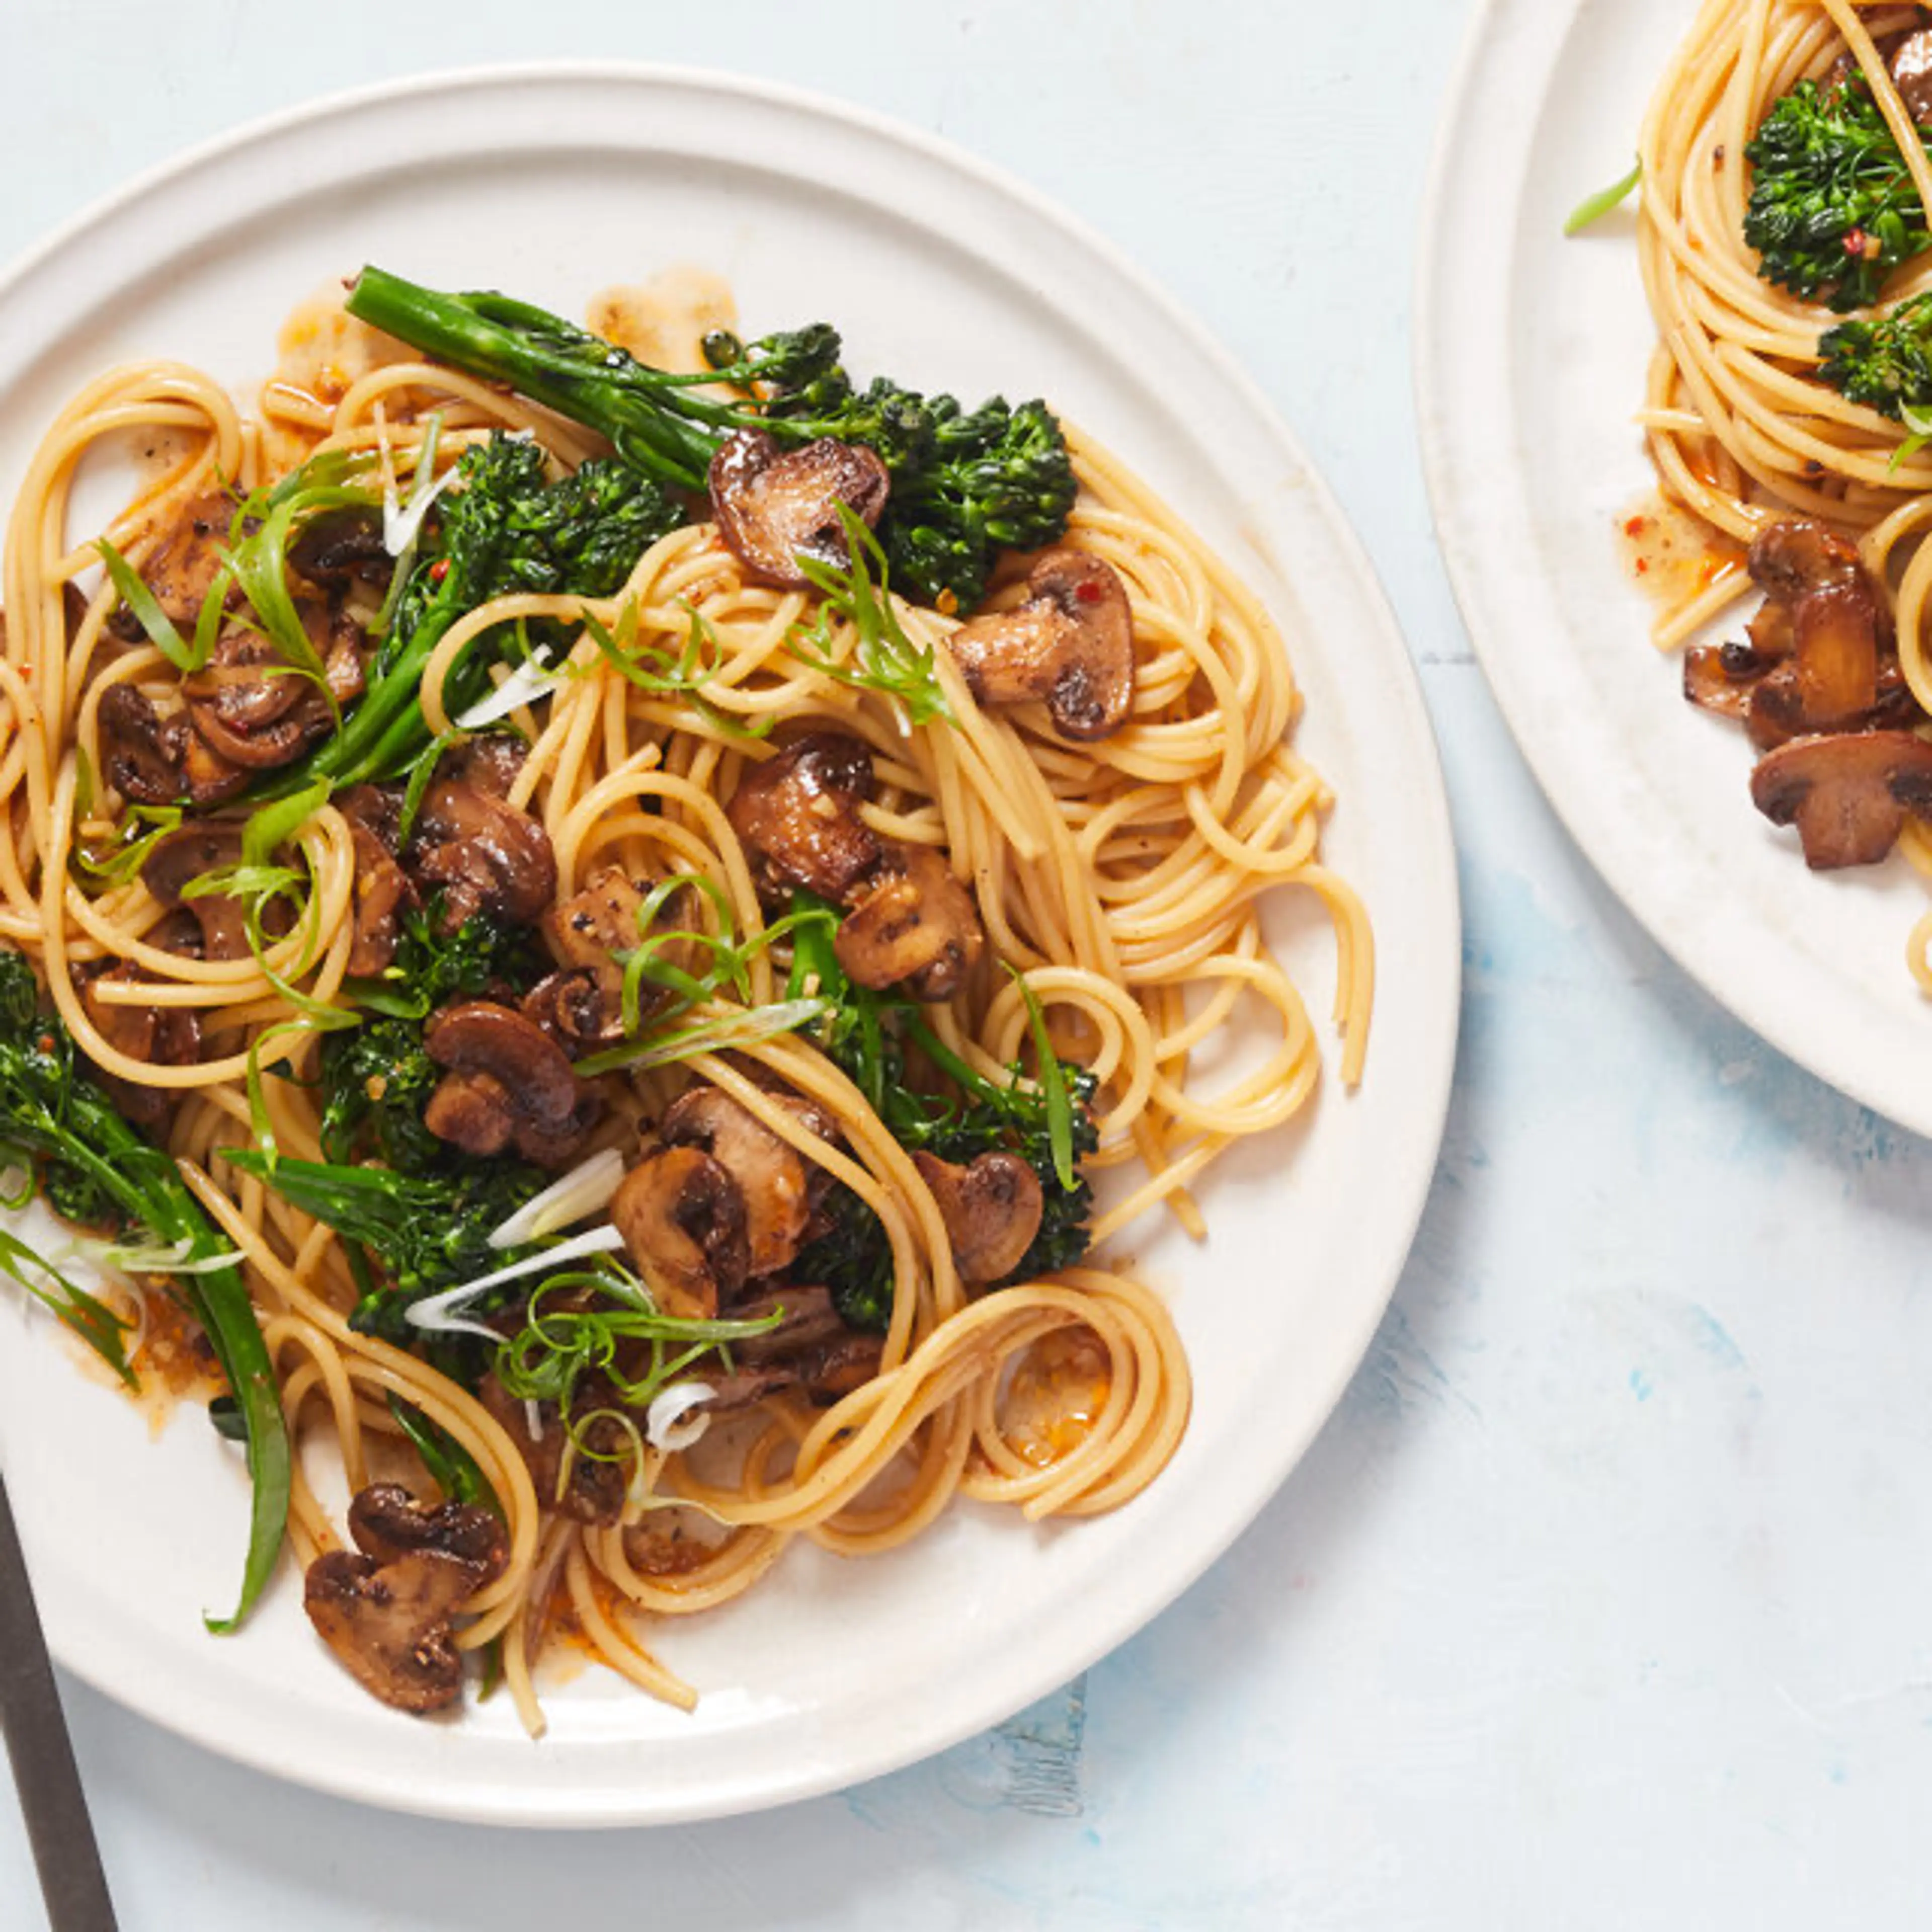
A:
[0,270,1370,1728]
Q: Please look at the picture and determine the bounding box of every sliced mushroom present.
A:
[182,611,363,772]
[77,962,201,1129]
[544,866,650,985]
[1749,730,1932,868]
[347,1482,508,1575]
[422,1000,597,1168]
[304,1546,482,1715]
[97,684,186,806]
[448,734,527,799]
[409,779,557,931]
[1895,27,1932,124]
[178,725,251,806]
[111,492,234,632]
[142,823,252,961]
[1746,519,1864,602]
[659,1084,826,1278]
[339,787,414,977]
[1683,640,1774,722]
[478,1374,626,1527]
[1792,579,1881,727]
[726,731,883,906]
[620,1504,736,1577]
[610,1145,749,1319]
[834,843,985,1000]
[708,430,891,589]
[944,549,1137,741]
[288,506,393,589]
[913,1149,1044,1285]
[520,968,616,1055]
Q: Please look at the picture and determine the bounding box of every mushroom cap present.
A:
[287,506,393,588]
[1746,519,1864,601]
[410,779,557,930]
[141,823,253,962]
[303,1547,478,1715]
[726,730,883,906]
[97,683,187,806]
[659,1084,823,1278]
[478,1375,626,1526]
[117,491,235,629]
[708,429,891,589]
[345,819,414,978]
[423,1001,593,1166]
[77,962,200,1129]
[1894,27,1932,124]
[1749,730,1932,869]
[913,1149,1045,1284]
[347,1482,508,1581]
[834,843,985,1001]
[1792,580,1881,728]
[610,1145,750,1320]
[944,549,1136,742]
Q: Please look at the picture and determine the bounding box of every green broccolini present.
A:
[269,432,679,796]
[0,947,289,1629]
[1817,289,1932,416]
[1743,76,1932,311]
[343,266,1079,611]
[784,906,1097,1332]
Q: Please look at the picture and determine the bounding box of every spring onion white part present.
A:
[404,1224,627,1338]
[454,647,564,731]
[645,1381,715,1453]
[485,1148,627,1250]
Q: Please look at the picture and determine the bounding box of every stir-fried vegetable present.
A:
[344,267,1079,610]
[0,948,288,1630]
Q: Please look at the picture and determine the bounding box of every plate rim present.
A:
[2,56,1461,1825]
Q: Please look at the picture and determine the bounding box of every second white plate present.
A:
[1419,0,1932,1131]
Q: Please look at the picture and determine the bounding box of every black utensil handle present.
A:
[0,1469,117,1932]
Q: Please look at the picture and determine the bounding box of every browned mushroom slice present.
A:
[448,734,528,799]
[338,788,415,978]
[77,962,201,1130]
[834,843,985,1000]
[694,1289,884,1412]
[97,684,187,805]
[1683,641,1775,722]
[610,1145,750,1320]
[1746,518,1864,601]
[708,429,891,589]
[725,730,883,906]
[112,492,234,632]
[1895,28,1932,123]
[287,506,393,589]
[179,726,251,806]
[422,1000,596,1168]
[621,1504,736,1577]
[1792,580,1881,726]
[659,1084,827,1278]
[410,779,557,931]
[184,627,311,737]
[944,550,1137,742]
[347,1482,508,1579]
[142,823,253,961]
[1748,730,1932,869]
[304,1547,481,1714]
[478,1374,626,1526]
[913,1149,1044,1285]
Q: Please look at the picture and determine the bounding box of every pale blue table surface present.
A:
[7,3,1931,1926]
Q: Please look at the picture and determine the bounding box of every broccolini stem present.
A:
[346,269,722,491]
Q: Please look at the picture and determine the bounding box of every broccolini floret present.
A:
[344,267,1079,612]
[1818,288,1932,416]
[1744,76,1932,311]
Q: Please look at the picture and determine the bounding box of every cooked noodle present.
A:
[0,279,1370,1729]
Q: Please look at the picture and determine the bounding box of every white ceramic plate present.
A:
[1420,0,1932,1131]
[0,65,1459,1826]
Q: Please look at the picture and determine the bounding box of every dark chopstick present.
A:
[0,1467,118,1932]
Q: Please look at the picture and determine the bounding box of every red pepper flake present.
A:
[934,589,958,617]
[429,557,450,583]
[36,1033,55,1054]
[1624,515,1650,537]
[1074,579,1103,604]
[1635,559,1650,575]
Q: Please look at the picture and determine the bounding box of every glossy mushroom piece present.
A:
[421,1000,597,1168]
[337,785,414,978]
[834,843,984,1000]
[1749,730,1932,868]
[303,1482,508,1714]
[693,1283,884,1411]
[609,1145,750,1320]
[912,1148,1044,1285]
[943,550,1137,741]
[658,1084,827,1279]
[141,823,253,961]
[725,731,883,906]
[76,962,200,1131]
[1894,28,1932,125]
[708,430,890,589]
[409,779,557,932]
